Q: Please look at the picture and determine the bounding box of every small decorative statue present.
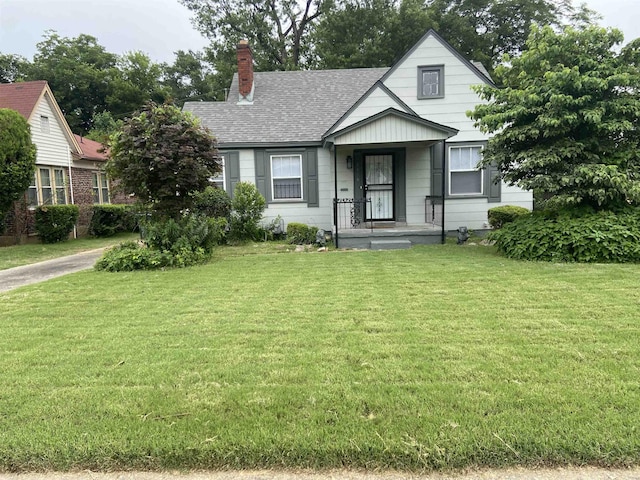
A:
[457,226,469,245]
[316,228,326,247]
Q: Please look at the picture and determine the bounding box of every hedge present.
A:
[35,205,79,243]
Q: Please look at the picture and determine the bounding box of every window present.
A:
[449,146,483,195]
[40,115,50,134]
[27,174,38,207]
[271,154,303,200]
[92,172,110,204]
[210,155,226,190]
[418,65,444,99]
[32,167,68,206]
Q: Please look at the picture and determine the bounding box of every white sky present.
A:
[0,0,638,64]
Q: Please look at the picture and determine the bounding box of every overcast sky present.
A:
[0,0,638,65]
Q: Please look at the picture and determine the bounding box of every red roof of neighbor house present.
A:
[0,80,48,119]
[74,134,108,161]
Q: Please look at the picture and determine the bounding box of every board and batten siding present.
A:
[405,145,431,224]
[335,115,450,145]
[333,85,407,132]
[29,94,73,168]
[382,34,489,143]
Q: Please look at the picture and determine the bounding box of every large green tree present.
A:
[0,109,37,226]
[28,31,118,132]
[0,54,29,83]
[469,25,640,210]
[180,0,332,92]
[107,103,220,218]
[162,50,220,104]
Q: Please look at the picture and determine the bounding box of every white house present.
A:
[184,31,532,249]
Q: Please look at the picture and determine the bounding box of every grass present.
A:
[0,233,139,270]
[1,243,639,472]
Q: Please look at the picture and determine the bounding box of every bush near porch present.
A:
[1,244,639,471]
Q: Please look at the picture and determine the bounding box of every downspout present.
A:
[68,147,77,239]
[333,145,339,248]
[441,140,446,244]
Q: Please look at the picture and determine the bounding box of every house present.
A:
[186,30,533,249]
[0,80,123,244]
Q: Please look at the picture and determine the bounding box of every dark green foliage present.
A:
[229,182,266,242]
[470,26,640,211]
[106,102,220,219]
[286,222,319,245]
[487,205,530,229]
[89,204,136,237]
[35,205,79,243]
[489,209,640,262]
[0,108,36,219]
[94,241,171,271]
[96,214,227,272]
[191,186,232,219]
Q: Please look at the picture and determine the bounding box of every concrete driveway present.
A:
[0,248,105,293]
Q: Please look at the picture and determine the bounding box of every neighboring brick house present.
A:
[0,80,126,244]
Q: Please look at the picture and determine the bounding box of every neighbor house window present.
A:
[27,174,38,207]
[40,115,50,134]
[449,145,483,195]
[271,154,302,200]
[210,156,226,190]
[418,65,444,99]
[35,167,68,205]
[92,172,110,204]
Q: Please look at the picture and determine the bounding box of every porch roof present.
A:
[323,108,458,146]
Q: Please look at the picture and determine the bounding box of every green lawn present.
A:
[0,233,139,270]
[1,244,639,472]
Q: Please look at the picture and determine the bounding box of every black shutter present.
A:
[487,163,501,203]
[254,150,269,201]
[226,151,240,198]
[305,149,319,207]
[431,142,444,198]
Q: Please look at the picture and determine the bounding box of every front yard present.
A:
[1,244,639,471]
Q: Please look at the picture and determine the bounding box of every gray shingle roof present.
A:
[183,68,389,146]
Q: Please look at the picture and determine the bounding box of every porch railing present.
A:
[425,195,444,227]
[333,198,372,248]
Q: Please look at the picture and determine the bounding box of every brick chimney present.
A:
[237,40,254,103]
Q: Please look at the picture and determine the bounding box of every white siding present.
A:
[444,183,533,231]
[333,85,408,132]
[29,93,73,167]
[335,115,449,145]
[405,145,430,224]
[383,34,488,142]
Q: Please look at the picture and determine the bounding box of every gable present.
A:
[326,82,417,135]
[381,30,493,142]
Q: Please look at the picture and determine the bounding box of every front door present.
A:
[364,154,394,221]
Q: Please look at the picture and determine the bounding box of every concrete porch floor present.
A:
[335,224,444,249]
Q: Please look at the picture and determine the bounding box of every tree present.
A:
[106,103,220,218]
[29,31,118,133]
[180,0,331,72]
[0,109,37,226]
[469,25,640,211]
[162,50,220,104]
[0,54,29,83]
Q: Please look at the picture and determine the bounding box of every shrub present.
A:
[229,182,266,242]
[97,214,227,272]
[191,186,232,219]
[35,205,79,243]
[287,222,319,244]
[89,204,137,237]
[489,208,640,262]
[95,241,171,271]
[487,205,530,229]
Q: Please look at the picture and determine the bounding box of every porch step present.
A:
[370,239,412,250]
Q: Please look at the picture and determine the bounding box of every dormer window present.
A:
[40,115,50,133]
[418,65,444,99]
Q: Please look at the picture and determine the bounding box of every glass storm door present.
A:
[364,154,394,220]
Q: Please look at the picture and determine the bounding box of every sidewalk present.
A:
[0,248,105,293]
[0,468,639,480]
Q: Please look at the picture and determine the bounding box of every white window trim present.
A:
[417,65,444,100]
[270,154,303,201]
[92,172,111,204]
[448,145,484,196]
[33,166,68,206]
[210,155,226,190]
